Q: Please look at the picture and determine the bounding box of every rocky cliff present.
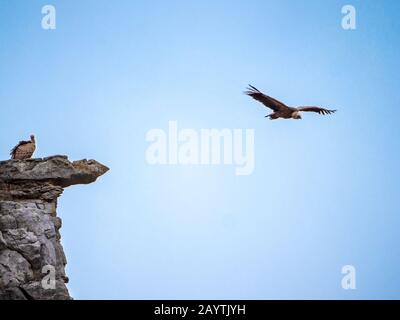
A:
[0,156,108,300]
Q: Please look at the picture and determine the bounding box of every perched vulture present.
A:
[10,135,36,160]
[245,85,336,120]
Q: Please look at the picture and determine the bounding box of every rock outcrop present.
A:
[0,156,108,300]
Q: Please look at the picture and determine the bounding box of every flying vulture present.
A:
[245,85,336,120]
[10,135,36,160]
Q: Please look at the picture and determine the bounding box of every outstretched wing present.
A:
[297,106,337,115]
[244,85,291,112]
[10,140,30,158]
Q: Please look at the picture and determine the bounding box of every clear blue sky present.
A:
[1,0,400,299]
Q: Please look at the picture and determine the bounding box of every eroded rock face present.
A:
[0,156,108,300]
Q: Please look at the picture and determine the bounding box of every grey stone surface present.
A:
[0,155,108,300]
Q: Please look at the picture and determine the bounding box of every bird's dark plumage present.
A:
[10,135,36,159]
[245,84,336,120]
[244,85,292,112]
[297,106,336,115]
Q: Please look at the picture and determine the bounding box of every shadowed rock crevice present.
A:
[0,156,108,300]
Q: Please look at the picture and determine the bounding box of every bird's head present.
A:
[30,134,35,142]
[292,112,302,120]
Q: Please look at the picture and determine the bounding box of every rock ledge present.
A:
[0,156,108,300]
